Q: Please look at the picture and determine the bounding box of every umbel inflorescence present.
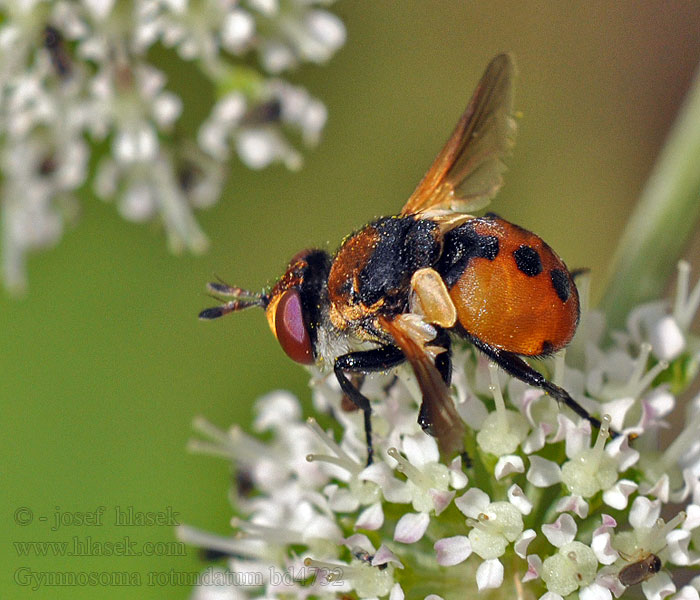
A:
[179,262,700,599]
[0,0,345,292]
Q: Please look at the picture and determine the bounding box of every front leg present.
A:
[334,345,406,464]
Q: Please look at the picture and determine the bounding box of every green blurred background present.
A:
[3,2,700,598]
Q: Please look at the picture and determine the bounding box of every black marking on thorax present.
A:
[356,216,440,308]
[436,219,500,288]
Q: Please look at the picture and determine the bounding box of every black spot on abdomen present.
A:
[540,340,555,355]
[513,245,542,277]
[550,268,571,302]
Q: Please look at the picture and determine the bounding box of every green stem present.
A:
[599,60,700,330]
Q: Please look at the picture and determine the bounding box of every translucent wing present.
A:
[379,314,465,456]
[401,53,517,216]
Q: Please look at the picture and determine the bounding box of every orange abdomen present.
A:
[440,216,579,356]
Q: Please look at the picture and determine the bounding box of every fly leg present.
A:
[468,336,618,438]
[425,331,470,468]
[340,374,365,412]
[334,345,406,465]
[433,328,452,384]
[417,329,453,433]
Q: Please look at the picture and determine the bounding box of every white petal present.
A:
[303,514,343,544]
[360,463,412,504]
[597,570,627,598]
[455,392,488,429]
[606,434,640,471]
[198,121,229,160]
[630,496,662,529]
[249,0,278,16]
[305,10,346,51]
[522,554,542,583]
[153,92,182,127]
[214,93,247,123]
[495,454,525,479]
[299,99,327,145]
[448,456,468,489]
[114,126,159,163]
[402,432,439,466]
[527,456,562,487]
[389,583,405,600]
[113,130,137,163]
[455,488,490,519]
[555,494,589,518]
[138,64,166,98]
[523,426,547,453]
[599,514,618,529]
[355,502,384,531]
[542,514,577,548]
[236,129,277,169]
[563,417,591,458]
[674,586,700,600]
[667,529,693,566]
[642,572,676,600]
[260,40,294,73]
[343,533,375,553]
[514,529,536,558]
[221,9,255,52]
[645,388,675,419]
[434,535,472,566]
[424,596,444,600]
[325,485,359,512]
[670,469,697,504]
[684,503,700,530]
[139,126,158,160]
[591,531,618,565]
[603,479,638,510]
[134,20,159,52]
[599,397,635,431]
[120,182,155,222]
[650,315,685,361]
[508,484,533,515]
[476,558,504,590]
[393,512,429,543]
[549,414,576,444]
[253,390,300,430]
[373,545,403,568]
[83,0,115,20]
[429,489,455,516]
[539,594,564,600]
[641,475,671,503]
[580,582,613,600]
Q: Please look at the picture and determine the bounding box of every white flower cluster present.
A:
[180,262,700,600]
[0,0,344,291]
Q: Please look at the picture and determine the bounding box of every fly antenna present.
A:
[199,281,266,320]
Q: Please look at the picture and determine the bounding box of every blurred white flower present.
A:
[0,0,344,291]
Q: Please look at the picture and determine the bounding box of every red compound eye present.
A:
[274,289,314,364]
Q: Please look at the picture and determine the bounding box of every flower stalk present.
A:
[600,59,700,329]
